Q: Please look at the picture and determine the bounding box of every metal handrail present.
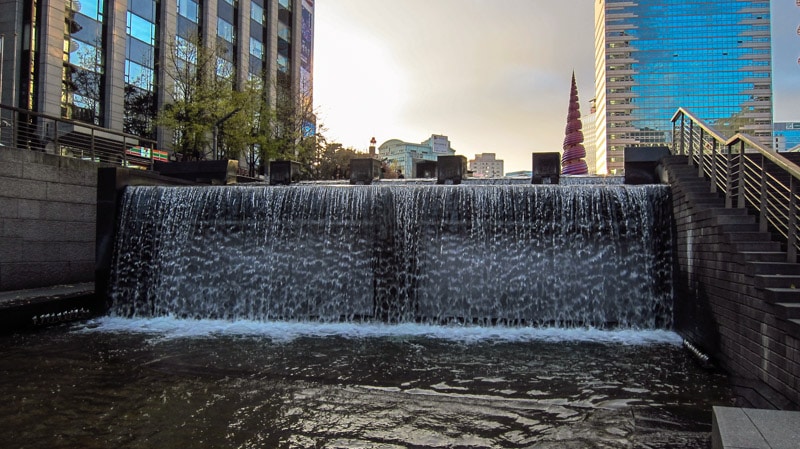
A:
[671,107,800,263]
[0,103,160,169]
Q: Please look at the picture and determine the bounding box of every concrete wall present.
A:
[0,148,97,290]
[665,156,800,411]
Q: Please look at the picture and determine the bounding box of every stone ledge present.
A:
[712,406,800,449]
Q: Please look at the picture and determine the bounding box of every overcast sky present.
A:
[313,1,800,172]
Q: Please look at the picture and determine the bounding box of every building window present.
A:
[249,37,264,58]
[178,0,199,22]
[63,0,107,125]
[217,18,235,43]
[251,2,265,24]
[278,22,291,42]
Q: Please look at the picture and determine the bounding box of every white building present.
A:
[469,153,504,178]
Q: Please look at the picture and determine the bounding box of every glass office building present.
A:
[0,0,314,167]
[594,0,773,174]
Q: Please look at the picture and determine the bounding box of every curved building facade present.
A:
[378,134,455,178]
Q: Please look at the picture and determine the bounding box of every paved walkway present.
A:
[713,406,800,449]
[0,283,95,307]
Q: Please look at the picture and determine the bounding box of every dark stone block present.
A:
[269,160,301,185]
[531,152,560,185]
[350,158,382,185]
[153,160,238,185]
[415,160,437,178]
[624,146,671,185]
[436,155,467,184]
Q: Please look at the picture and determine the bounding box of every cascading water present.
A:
[108,184,673,328]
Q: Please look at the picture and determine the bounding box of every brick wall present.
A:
[0,148,97,290]
[665,156,800,410]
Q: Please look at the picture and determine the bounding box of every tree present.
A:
[156,33,239,160]
[315,143,361,180]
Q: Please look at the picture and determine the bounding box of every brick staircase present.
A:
[663,155,800,336]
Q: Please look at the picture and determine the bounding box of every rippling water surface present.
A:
[0,319,733,448]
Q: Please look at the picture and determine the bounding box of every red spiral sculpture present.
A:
[561,72,588,175]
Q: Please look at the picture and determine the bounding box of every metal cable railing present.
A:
[672,108,800,263]
[0,103,160,170]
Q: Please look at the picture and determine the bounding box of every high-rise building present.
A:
[469,153,504,178]
[594,0,772,175]
[583,98,598,175]
[0,0,314,168]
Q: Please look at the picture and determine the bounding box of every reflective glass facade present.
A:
[63,0,107,125]
[249,0,268,80]
[125,0,158,138]
[595,0,773,174]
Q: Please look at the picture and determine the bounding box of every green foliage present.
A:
[156,33,239,160]
[314,144,361,180]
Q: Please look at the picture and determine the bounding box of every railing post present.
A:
[680,114,688,162]
[90,128,96,162]
[672,120,677,155]
[737,142,746,209]
[11,108,18,149]
[53,119,59,154]
[698,128,705,178]
[759,156,768,232]
[688,120,694,167]
[725,143,734,208]
[711,139,718,194]
[789,177,798,263]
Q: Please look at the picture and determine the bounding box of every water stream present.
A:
[109,184,673,327]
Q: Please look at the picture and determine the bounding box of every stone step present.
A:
[719,223,770,234]
[723,232,772,243]
[668,171,710,179]
[747,262,800,276]
[764,288,800,304]
[754,274,800,289]
[730,241,782,252]
[775,302,800,319]
[674,180,713,188]
[714,214,756,226]
[739,252,789,263]
[694,208,749,221]
[688,200,727,209]
[789,319,800,337]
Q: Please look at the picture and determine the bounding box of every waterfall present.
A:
[108,184,673,328]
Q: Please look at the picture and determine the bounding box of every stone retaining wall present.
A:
[0,148,97,290]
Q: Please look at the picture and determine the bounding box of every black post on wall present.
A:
[531,152,561,185]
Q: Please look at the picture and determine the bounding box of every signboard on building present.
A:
[126,147,168,162]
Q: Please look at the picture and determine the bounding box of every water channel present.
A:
[0,319,733,448]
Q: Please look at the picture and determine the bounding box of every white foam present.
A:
[76,317,684,345]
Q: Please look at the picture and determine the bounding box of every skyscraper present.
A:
[594,0,772,175]
[0,0,314,167]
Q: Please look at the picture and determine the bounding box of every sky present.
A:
[313,0,800,173]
